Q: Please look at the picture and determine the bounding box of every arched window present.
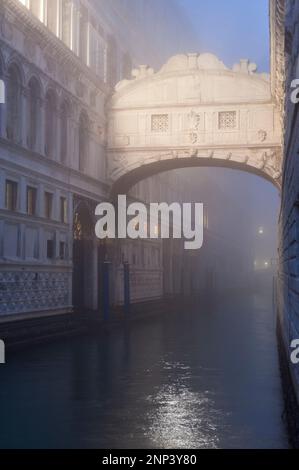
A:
[60,100,70,164]
[27,77,41,151]
[79,112,89,172]
[6,64,22,143]
[45,89,56,158]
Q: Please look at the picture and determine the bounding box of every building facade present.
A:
[0,0,200,318]
[0,0,260,322]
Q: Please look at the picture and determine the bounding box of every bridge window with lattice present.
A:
[151,114,169,133]
[218,111,237,130]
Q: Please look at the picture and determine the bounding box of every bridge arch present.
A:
[107,53,282,195]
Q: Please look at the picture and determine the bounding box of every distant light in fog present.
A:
[254,259,270,270]
[258,227,264,235]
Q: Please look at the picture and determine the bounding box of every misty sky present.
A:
[179,0,270,72]
[176,0,278,259]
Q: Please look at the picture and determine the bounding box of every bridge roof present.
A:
[111,53,272,109]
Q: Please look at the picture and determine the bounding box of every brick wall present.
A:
[277,0,299,402]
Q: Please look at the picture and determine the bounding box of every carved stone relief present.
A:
[257,129,267,142]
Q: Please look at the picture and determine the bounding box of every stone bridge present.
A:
[107,53,282,195]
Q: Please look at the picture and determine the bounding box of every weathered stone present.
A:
[108,53,282,193]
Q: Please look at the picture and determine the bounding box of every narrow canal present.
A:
[0,287,289,449]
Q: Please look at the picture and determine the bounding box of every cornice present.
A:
[2,0,111,96]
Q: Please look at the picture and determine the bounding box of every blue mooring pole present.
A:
[123,262,130,315]
[103,261,110,320]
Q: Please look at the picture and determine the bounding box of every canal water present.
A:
[0,290,289,449]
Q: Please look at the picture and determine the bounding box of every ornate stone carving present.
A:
[256,151,267,170]
[232,59,257,75]
[112,154,128,169]
[132,65,154,79]
[188,110,201,144]
[109,52,282,189]
[265,149,281,173]
[0,271,70,314]
[270,0,285,130]
[190,132,198,144]
[258,129,267,142]
[188,110,201,130]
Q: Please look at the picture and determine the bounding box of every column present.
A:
[37,96,44,154]
[19,176,27,214]
[55,229,60,259]
[52,101,58,161]
[56,106,62,163]
[0,169,5,209]
[39,226,45,262]
[72,113,79,170]
[54,189,61,222]
[37,183,45,218]
[20,85,28,147]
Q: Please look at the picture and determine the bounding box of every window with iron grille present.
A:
[218,111,237,130]
[45,192,53,219]
[151,114,169,133]
[27,186,37,216]
[5,180,18,212]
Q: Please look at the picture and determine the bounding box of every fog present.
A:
[152,0,277,296]
[130,164,279,299]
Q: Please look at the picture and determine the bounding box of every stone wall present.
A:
[0,269,71,315]
[273,0,299,402]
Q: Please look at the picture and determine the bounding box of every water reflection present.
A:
[0,290,289,449]
[146,384,219,448]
